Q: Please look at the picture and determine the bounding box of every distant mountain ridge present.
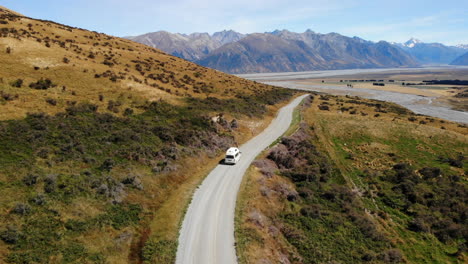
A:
[127,30,244,61]
[455,44,468,50]
[394,38,466,64]
[197,30,417,74]
[127,29,418,73]
[450,52,468,65]
[127,30,466,73]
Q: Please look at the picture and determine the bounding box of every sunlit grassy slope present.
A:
[0,6,280,120]
[237,95,467,264]
[0,6,295,263]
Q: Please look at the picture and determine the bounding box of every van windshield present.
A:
[226,155,234,159]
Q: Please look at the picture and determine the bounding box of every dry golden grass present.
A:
[0,7,278,120]
[304,95,467,177]
[0,5,23,16]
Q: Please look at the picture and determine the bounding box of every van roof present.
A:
[226,147,239,154]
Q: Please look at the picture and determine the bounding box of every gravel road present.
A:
[176,94,309,264]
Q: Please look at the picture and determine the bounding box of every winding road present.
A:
[176,94,309,264]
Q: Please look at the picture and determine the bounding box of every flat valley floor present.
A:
[239,67,468,124]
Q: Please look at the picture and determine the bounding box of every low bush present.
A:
[45,98,57,105]
[142,239,177,264]
[22,173,38,186]
[10,78,22,88]
[0,226,21,244]
[12,203,31,215]
[29,78,55,90]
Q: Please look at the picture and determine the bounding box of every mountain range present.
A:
[450,51,468,65]
[395,38,467,64]
[126,30,244,61]
[198,30,418,74]
[127,30,468,74]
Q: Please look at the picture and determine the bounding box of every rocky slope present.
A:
[127,30,244,61]
[266,30,417,70]
[129,29,419,74]
[196,33,327,74]
[198,30,418,73]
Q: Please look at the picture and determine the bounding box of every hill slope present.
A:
[450,52,468,65]
[0,13,277,120]
[237,95,467,264]
[0,6,294,263]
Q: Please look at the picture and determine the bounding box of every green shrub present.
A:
[29,78,55,90]
[142,239,177,264]
[96,204,141,229]
[61,242,87,263]
[10,78,23,87]
[0,226,21,244]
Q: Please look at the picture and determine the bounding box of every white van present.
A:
[225,147,241,165]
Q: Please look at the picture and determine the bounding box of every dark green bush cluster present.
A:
[0,97,243,174]
[142,239,177,263]
[1,203,140,263]
[186,87,293,117]
[345,98,412,115]
[0,92,283,262]
[260,124,394,263]
[0,91,17,101]
[378,163,467,246]
[29,78,55,90]
[10,78,22,88]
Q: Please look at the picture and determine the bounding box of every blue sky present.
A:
[1,0,467,45]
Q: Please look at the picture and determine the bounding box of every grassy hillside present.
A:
[0,6,281,120]
[236,95,467,264]
[0,6,295,263]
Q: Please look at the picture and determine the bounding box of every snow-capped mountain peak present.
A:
[455,44,468,50]
[404,38,422,48]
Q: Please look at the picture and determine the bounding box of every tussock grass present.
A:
[0,7,283,121]
[237,94,467,263]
